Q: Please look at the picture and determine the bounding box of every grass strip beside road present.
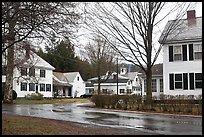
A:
[13,98,89,104]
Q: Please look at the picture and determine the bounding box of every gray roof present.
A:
[159,17,202,44]
[140,64,163,78]
[123,72,138,80]
[63,72,79,83]
[53,72,72,86]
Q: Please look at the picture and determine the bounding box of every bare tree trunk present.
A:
[146,67,152,105]
[97,60,101,95]
[3,3,19,104]
[3,46,14,104]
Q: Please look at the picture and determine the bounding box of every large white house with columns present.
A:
[159,10,202,97]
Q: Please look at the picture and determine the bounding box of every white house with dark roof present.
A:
[159,10,202,96]
[86,67,142,95]
[2,50,55,98]
[53,72,85,98]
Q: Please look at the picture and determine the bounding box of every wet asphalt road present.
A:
[2,102,202,135]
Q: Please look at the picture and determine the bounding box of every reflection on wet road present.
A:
[2,102,202,135]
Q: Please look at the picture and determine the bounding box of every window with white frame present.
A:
[144,79,157,92]
[152,79,157,92]
[21,67,27,76]
[40,83,45,91]
[21,82,27,91]
[175,74,182,89]
[29,83,35,91]
[29,67,35,77]
[127,89,132,94]
[173,45,182,61]
[195,73,202,88]
[46,84,51,91]
[194,44,202,60]
[40,70,45,78]
[120,89,125,94]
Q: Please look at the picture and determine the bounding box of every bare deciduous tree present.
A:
[85,35,117,94]
[83,2,195,104]
[2,2,80,103]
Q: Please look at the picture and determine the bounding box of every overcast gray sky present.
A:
[72,2,202,64]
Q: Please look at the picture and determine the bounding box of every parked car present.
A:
[80,94,92,98]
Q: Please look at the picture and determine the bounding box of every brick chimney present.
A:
[187,10,196,20]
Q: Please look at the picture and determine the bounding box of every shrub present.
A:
[12,90,17,100]
[25,93,44,100]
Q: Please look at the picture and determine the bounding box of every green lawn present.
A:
[13,98,89,104]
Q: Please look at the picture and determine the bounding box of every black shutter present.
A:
[169,46,173,62]
[189,44,194,61]
[169,74,174,90]
[183,73,188,90]
[189,73,194,90]
[182,45,187,61]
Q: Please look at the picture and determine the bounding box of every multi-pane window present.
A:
[40,70,45,77]
[46,84,51,92]
[160,79,163,92]
[29,83,35,91]
[29,67,35,77]
[120,89,125,94]
[21,82,27,91]
[175,74,182,89]
[173,45,182,61]
[127,89,132,94]
[21,67,27,76]
[195,73,202,88]
[152,79,157,92]
[194,44,202,59]
[144,79,157,92]
[40,83,45,91]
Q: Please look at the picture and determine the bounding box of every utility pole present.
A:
[116,57,118,95]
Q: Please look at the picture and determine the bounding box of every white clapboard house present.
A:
[158,10,202,97]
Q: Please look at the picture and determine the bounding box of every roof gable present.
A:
[64,72,80,83]
[20,50,55,70]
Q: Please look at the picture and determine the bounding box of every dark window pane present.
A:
[29,83,35,91]
[29,67,35,77]
[195,73,202,80]
[21,67,27,76]
[175,82,182,89]
[175,74,182,81]
[46,84,51,91]
[21,82,27,91]
[40,70,45,77]
[40,84,45,91]
[195,82,202,88]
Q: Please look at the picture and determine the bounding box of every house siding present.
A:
[163,42,202,96]
[70,73,85,98]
